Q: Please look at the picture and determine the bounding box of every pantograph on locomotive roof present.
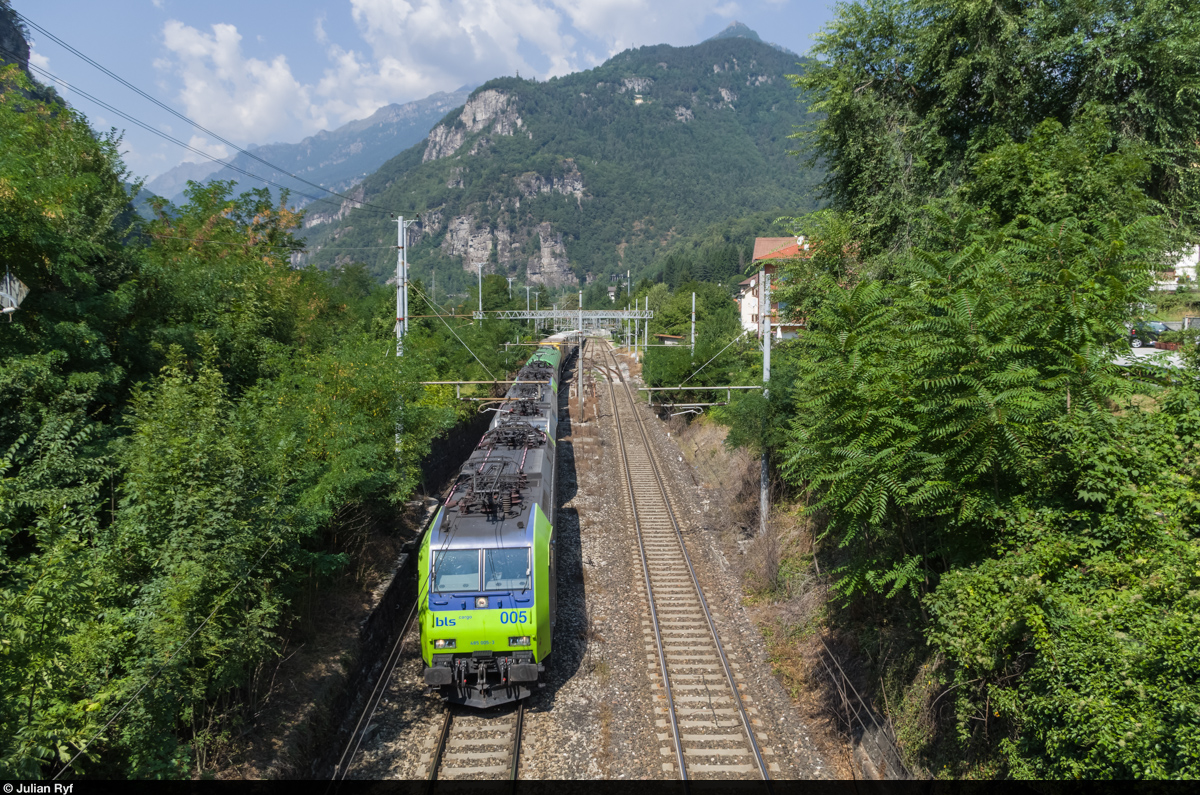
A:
[448,460,529,518]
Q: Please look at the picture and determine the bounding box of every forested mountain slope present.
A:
[299,35,819,291]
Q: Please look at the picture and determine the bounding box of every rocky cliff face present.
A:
[527,223,574,288]
[515,159,584,205]
[298,34,819,290]
[432,212,574,288]
[423,89,524,162]
[0,4,29,75]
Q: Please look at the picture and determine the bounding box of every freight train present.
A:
[418,341,570,707]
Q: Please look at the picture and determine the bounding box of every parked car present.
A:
[1127,320,1171,348]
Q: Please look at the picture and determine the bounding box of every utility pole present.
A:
[691,291,696,357]
[477,263,483,318]
[394,216,408,459]
[507,276,515,300]
[760,269,771,537]
[432,268,436,305]
[644,296,649,352]
[523,285,532,332]
[578,290,584,414]
[634,298,640,361]
[395,216,407,356]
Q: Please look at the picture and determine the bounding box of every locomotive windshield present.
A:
[484,548,532,591]
[432,549,480,592]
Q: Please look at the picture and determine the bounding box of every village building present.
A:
[737,236,811,340]
[1157,244,1200,291]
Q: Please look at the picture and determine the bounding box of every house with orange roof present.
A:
[737,236,811,339]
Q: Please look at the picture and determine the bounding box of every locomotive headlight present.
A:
[434,638,456,649]
[508,636,531,646]
[475,596,489,608]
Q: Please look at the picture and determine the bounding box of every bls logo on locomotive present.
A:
[434,616,456,627]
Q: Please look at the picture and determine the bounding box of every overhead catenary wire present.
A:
[408,282,496,380]
[147,233,397,254]
[678,329,749,387]
[17,13,398,217]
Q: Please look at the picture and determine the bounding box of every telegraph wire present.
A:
[148,234,397,253]
[4,50,419,262]
[6,52,366,216]
[678,329,749,386]
[409,282,497,380]
[17,13,397,217]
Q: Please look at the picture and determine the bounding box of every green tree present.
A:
[796,0,1200,253]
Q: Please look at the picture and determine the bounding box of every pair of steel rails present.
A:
[599,340,770,782]
[331,339,766,783]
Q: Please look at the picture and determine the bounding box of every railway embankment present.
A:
[667,411,907,780]
[213,412,492,779]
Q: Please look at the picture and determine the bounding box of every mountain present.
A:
[299,36,818,292]
[147,86,475,206]
[145,159,222,200]
[706,20,798,57]
[0,2,28,76]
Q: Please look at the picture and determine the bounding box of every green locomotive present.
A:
[419,342,567,707]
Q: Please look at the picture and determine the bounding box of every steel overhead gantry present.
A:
[637,384,763,408]
[472,307,653,334]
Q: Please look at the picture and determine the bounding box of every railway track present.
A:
[418,679,526,780]
[599,339,775,781]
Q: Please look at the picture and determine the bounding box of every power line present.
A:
[148,233,397,253]
[4,50,366,216]
[17,13,398,217]
[679,329,749,386]
[409,282,496,380]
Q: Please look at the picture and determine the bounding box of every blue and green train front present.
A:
[418,503,555,706]
[418,344,563,707]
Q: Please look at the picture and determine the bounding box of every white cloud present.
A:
[181,135,229,165]
[150,0,734,172]
[348,0,581,89]
[158,20,322,144]
[27,48,71,93]
[547,0,727,53]
[152,0,165,8]
[27,49,50,71]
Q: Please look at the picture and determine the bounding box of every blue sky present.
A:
[15,1,837,180]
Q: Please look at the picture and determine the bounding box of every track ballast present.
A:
[598,340,776,780]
